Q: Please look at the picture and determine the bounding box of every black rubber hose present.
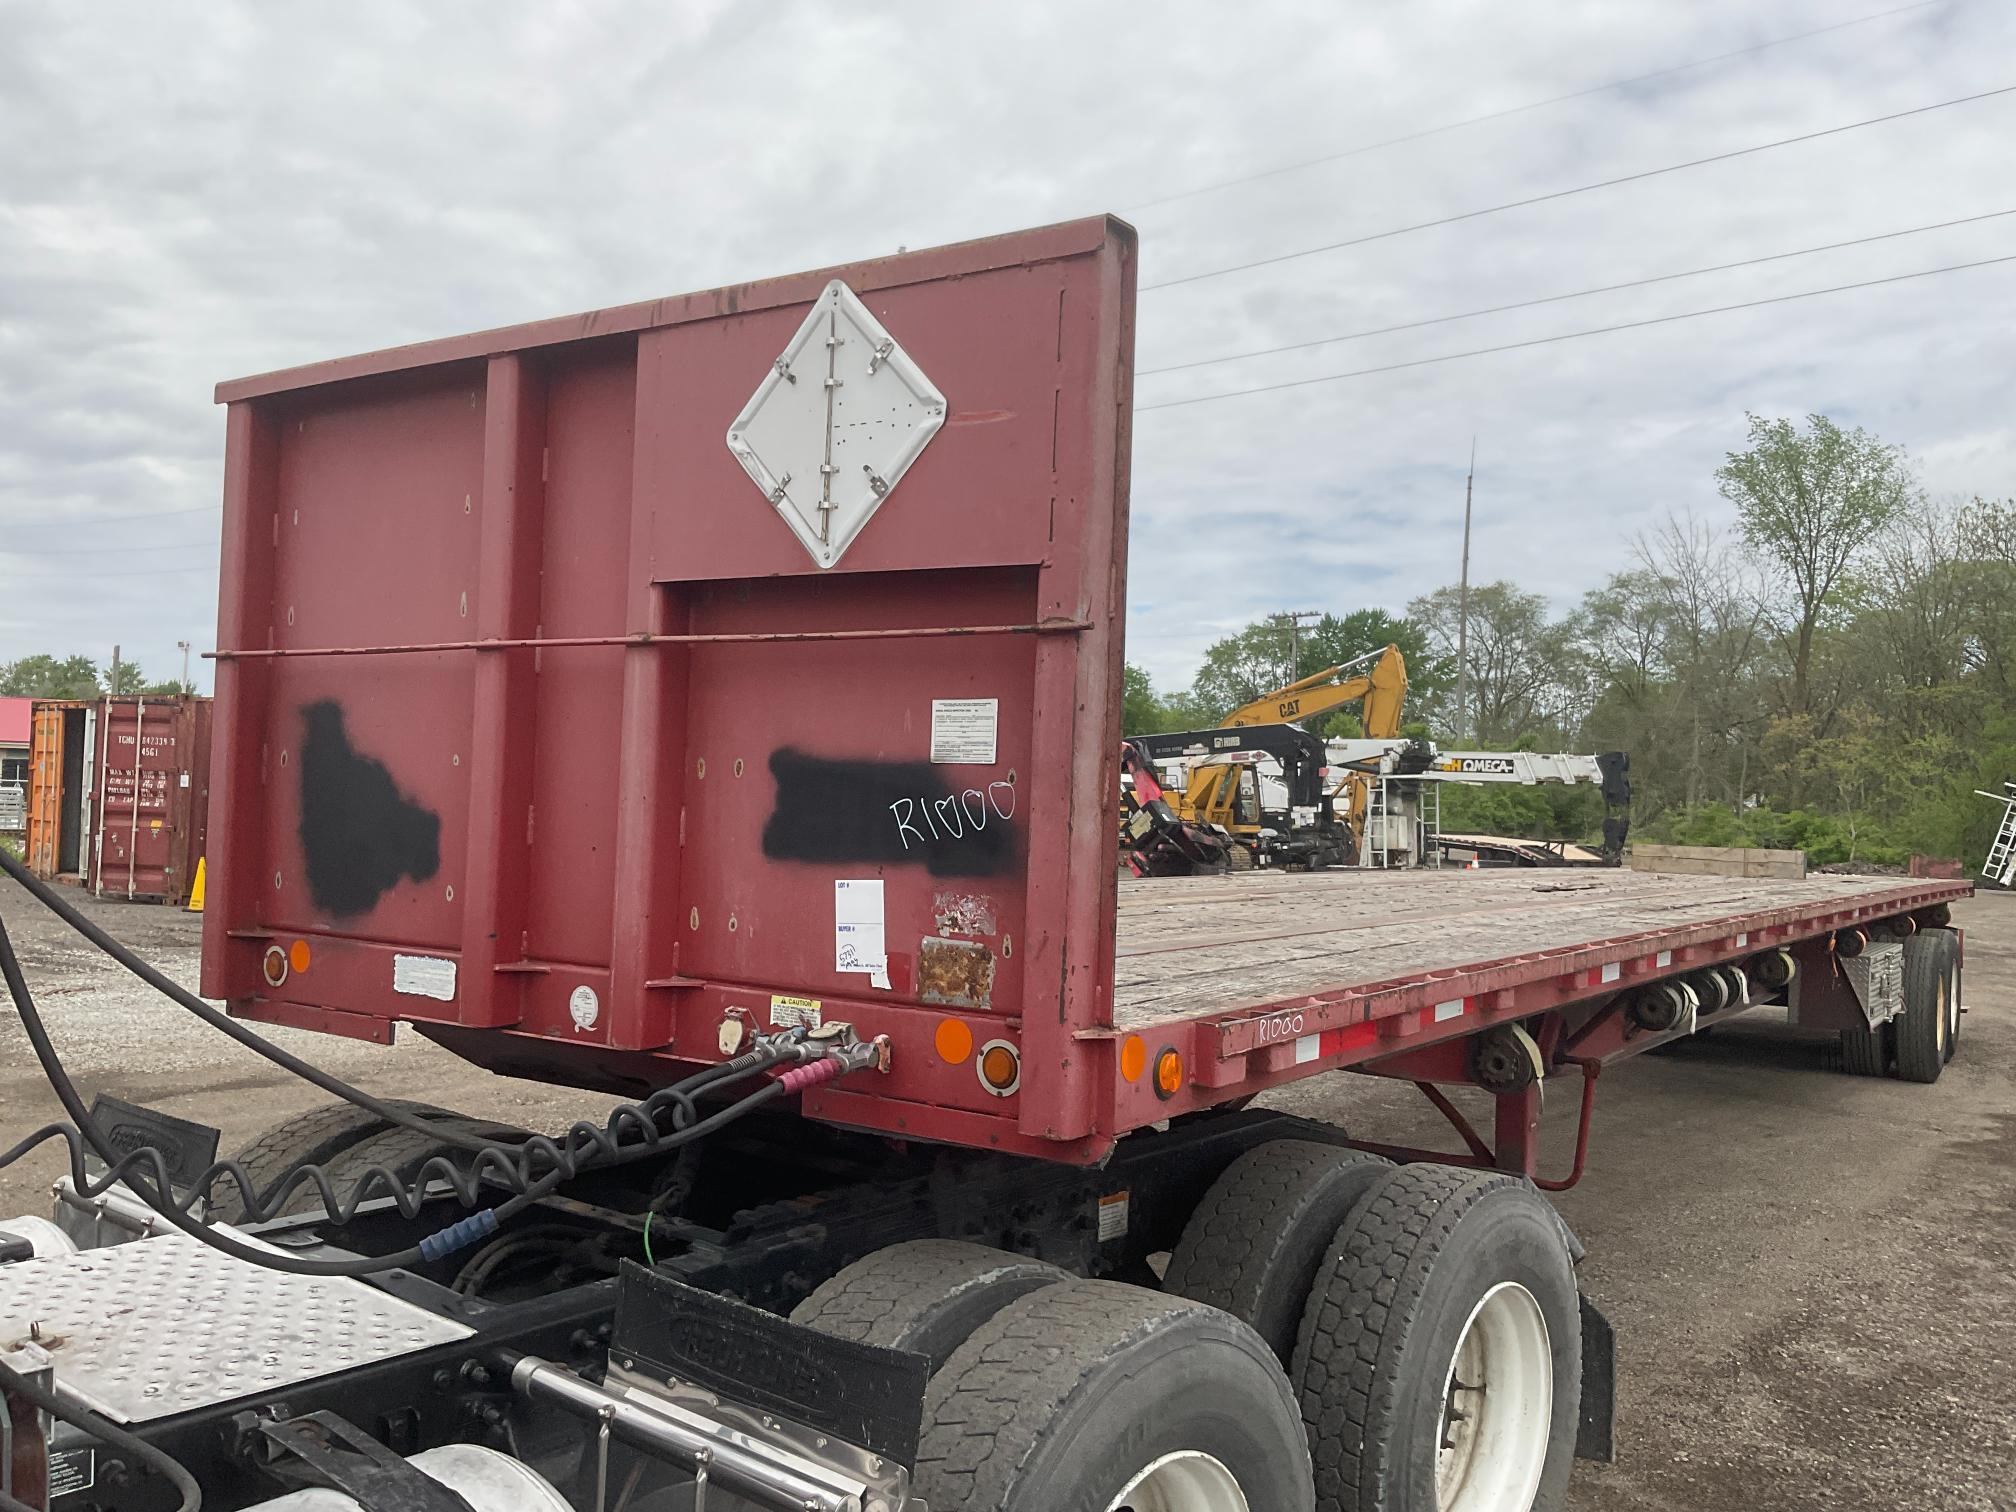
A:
[0,1356,201,1511]
[0,843,497,1156]
[0,899,788,1275]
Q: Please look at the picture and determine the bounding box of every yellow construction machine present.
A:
[1219,642,1409,736]
[1141,645,1410,867]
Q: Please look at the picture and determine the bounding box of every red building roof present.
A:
[0,697,32,749]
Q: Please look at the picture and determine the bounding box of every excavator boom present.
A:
[1219,643,1408,736]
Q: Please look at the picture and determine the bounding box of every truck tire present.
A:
[915,1280,1314,1512]
[1895,929,1960,1084]
[1838,1022,1890,1079]
[1292,1165,1580,1512]
[1936,929,1963,1062]
[791,1240,1068,1372]
[1163,1140,1391,1362]
[210,1100,462,1218]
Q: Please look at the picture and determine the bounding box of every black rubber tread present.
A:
[1291,1163,1581,1512]
[1896,930,1959,1084]
[211,1099,460,1216]
[1163,1139,1392,1362]
[1839,1022,1890,1078]
[790,1240,1068,1372]
[914,1279,1313,1512]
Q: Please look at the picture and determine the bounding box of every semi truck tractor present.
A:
[0,216,1971,1512]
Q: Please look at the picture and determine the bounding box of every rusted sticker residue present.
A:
[917,935,996,1009]
[932,890,998,937]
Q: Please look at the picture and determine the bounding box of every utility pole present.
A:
[109,644,121,698]
[1269,610,1322,683]
[178,640,192,694]
[1453,439,1476,742]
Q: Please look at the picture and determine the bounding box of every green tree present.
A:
[1120,662,1206,735]
[1406,581,1576,744]
[0,654,101,698]
[1717,413,1915,717]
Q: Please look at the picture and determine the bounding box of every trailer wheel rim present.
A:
[1934,975,1950,1057]
[1943,970,1958,1047]
[1436,1280,1552,1512]
[1106,1450,1250,1511]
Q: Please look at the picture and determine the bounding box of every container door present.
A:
[26,705,64,876]
[92,699,197,903]
[81,705,96,879]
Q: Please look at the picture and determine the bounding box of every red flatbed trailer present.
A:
[103,213,1970,1511]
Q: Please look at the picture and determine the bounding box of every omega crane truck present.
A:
[0,217,1974,1512]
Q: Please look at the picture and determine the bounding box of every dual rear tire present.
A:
[1839,928,1962,1083]
[795,1239,1312,1510]
[799,1143,1584,1512]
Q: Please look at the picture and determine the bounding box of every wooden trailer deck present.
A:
[1111,867,1971,1031]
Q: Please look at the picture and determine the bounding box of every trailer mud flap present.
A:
[612,1261,930,1468]
[1576,1292,1617,1463]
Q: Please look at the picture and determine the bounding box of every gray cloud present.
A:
[2,1,2010,693]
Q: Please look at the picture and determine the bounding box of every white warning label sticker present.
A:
[930,698,999,764]
[1098,1190,1131,1242]
[770,994,824,1030]
[392,954,457,1002]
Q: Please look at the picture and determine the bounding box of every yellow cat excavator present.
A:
[1218,642,1409,736]
[1142,645,1410,868]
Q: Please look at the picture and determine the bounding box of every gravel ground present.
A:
[0,874,2010,1509]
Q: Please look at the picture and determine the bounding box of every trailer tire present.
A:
[1895,930,1959,1084]
[791,1240,1068,1372]
[210,1100,463,1218]
[1163,1140,1391,1362]
[1292,1164,1580,1512]
[1935,929,1963,1062]
[1838,1022,1890,1079]
[915,1280,1314,1512]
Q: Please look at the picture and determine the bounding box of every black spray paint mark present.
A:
[761,748,1015,878]
[298,701,441,916]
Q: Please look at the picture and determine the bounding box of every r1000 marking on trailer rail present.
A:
[0,216,1970,1512]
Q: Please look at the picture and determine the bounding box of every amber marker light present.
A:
[289,939,312,974]
[977,1039,1022,1097]
[1153,1046,1184,1100]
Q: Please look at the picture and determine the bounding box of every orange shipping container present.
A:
[26,700,95,881]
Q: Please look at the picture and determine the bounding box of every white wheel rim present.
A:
[1934,976,1949,1056]
[1436,1281,1553,1512]
[1106,1450,1250,1512]
[1945,971,1960,1045]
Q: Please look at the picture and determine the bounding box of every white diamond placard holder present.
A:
[726,279,948,569]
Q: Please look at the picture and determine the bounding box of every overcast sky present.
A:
[3,1,2011,693]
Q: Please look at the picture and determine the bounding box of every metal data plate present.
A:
[726,279,946,569]
[0,1234,470,1423]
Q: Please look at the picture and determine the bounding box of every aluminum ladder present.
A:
[1979,782,2016,887]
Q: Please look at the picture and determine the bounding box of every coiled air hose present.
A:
[0,844,851,1277]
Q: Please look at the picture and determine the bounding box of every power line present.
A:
[1141,84,2016,293]
[1128,0,1949,211]
[19,562,219,580]
[8,503,221,531]
[1135,253,2016,413]
[0,538,216,558]
[1139,208,2016,376]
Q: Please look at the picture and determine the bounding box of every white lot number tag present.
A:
[931,699,998,764]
